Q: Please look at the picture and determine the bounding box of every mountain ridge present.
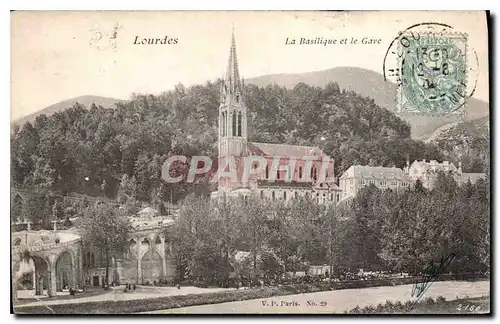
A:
[13,95,126,126]
[13,67,489,141]
[246,67,489,141]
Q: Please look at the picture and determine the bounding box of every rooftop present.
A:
[247,142,324,158]
[340,165,409,181]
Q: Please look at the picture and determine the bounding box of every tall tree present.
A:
[76,202,132,288]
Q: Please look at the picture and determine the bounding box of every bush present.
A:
[436,296,446,303]
[424,297,435,305]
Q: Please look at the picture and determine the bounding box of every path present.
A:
[146,280,490,314]
[15,286,234,308]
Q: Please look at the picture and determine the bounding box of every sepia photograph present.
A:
[10,10,490,315]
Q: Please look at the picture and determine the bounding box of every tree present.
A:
[11,195,24,223]
[238,195,270,279]
[169,193,210,283]
[76,202,132,288]
[117,174,138,215]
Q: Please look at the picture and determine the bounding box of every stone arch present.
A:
[55,249,76,291]
[14,253,51,299]
[140,249,163,285]
[146,233,157,244]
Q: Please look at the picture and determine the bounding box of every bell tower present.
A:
[218,29,248,190]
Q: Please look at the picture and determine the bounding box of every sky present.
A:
[11,11,489,121]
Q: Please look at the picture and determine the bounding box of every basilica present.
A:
[210,31,341,205]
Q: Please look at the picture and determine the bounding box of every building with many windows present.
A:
[406,159,486,189]
[339,165,411,201]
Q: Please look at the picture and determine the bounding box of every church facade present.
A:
[211,31,341,205]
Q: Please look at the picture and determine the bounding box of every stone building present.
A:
[12,207,177,300]
[210,30,341,204]
[406,159,486,189]
[82,207,177,286]
[12,229,82,299]
[339,165,411,201]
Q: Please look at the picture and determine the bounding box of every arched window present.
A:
[283,191,287,200]
[225,112,228,136]
[272,191,275,201]
[311,166,317,181]
[266,165,269,179]
[232,113,237,136]
[237,113,242,136]
[299,167,303,179]
[277,171,280,180]
[260,190,264,198]
[222,112,227,136]
[294,191,298,199]
[90,253,95,268]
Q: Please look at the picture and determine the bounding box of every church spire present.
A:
[224,27,241,96]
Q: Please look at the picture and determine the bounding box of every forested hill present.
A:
[247,67,489,141]
[428,116,490,174]
[11,80,478,205]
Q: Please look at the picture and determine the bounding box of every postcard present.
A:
[11,11,490,315]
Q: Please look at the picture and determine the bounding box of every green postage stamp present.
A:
[398,32,468,115]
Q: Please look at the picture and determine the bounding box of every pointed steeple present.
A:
[224,27,241,97]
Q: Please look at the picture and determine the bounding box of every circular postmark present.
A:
[383,23,479,116]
